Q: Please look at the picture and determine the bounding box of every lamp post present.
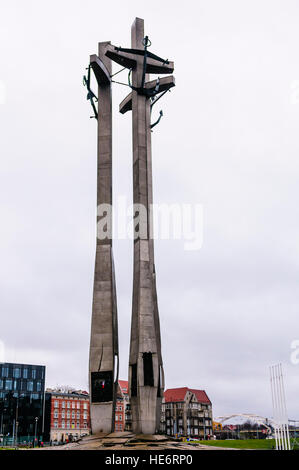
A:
[34,416,39,447]
[15,397,19,447]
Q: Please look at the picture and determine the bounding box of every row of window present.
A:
[115,423,123,431]
[163,403,211,410]
[115,405,123,411]
[54,400,88,410]
[166,418,211,426]
[0,379,42,392]
[54,400,88,409]
[1,367,43,380]
[115,415,122,421]
[53,421,88,429]
[53,411,88,419]
[165,427,213,436]
[0,391,41,400]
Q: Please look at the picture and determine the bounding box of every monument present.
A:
[87,43,119,433]
[86,18,175,435]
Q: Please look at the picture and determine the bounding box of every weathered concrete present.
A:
[106,18,175,434]
[89,41,119,434]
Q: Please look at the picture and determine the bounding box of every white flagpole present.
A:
[273,364,283,449]
[270,366,278,450]
[279,363,291,450]
[277,364,287,450]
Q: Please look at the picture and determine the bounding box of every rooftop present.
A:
[164,387,211,404]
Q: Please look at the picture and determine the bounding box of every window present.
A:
[5,380,12,391]
[54,421,58,428]
[31,369,36,379]
[83,412,87,420]
[83,403,87,410]
[77,402,80,409]
[143,352,154,386]
[2,367,9,378]
[13,368,21,378]
[62,401,65,408]
[72,411,75,418]
[67,402,70,408]
[77,412,80,419]
[54,400,59,408]
[36,381,41,392]
[67,422,70,429]
[84,422,87,429]
[72,402,75,409]
[67,411,70,418]
[0,379,3,388]
[119,415,122,421]
[62,421,65,428]
[27,381,34,392]
[62,411,65,419]
[23,369,28,378]
[54,411,58,418]
[13,380,17,390]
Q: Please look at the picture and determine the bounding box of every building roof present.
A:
[164,387,211,404]
[118,380,129,395]
[189,389,211,404]
[164,387,189,403]
[46,389,89,399]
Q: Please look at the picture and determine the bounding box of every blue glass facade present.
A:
[0,362,46,441]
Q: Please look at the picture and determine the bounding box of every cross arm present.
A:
[119,75,175,114]
[90,54,111,86]
[105,44,174,74]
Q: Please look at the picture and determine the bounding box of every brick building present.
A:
[160,387,213,439]
[114,380,129,432]
[44,389,90,443]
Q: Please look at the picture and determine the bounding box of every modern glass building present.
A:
[0,362,46,443]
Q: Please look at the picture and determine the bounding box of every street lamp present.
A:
[15,397,19,447]
[34,417,39,448]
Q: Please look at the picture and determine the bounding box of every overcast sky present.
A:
[0,0,299,420]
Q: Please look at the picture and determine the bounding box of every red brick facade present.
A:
[114,380,129,432]
[47,390,90,442]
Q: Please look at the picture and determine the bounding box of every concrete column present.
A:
[89,42,119,434]
[128,18,164,435]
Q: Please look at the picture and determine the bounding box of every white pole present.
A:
[279,363,291,450]
[274,364,283,449]
[270,366,278,450]
[277,364,288,450]
[278,364,288,450]
[276,364,286,450]
[272,365,281,449]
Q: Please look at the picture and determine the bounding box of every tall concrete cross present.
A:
[106,17,175,434]
[88,42,119,434]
